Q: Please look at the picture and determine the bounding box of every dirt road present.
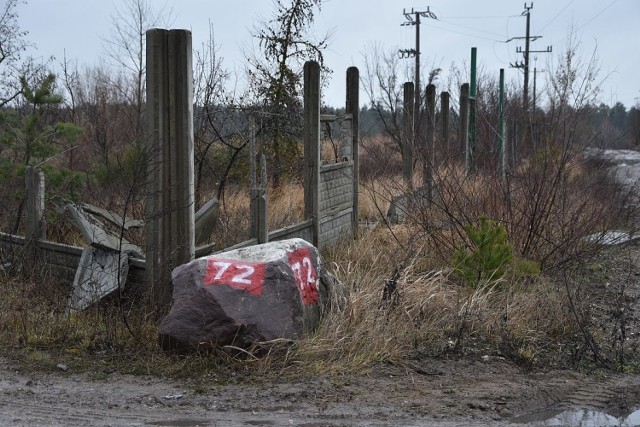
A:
[1,354,640,426]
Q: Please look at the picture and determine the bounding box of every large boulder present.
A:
[158,238,344,352]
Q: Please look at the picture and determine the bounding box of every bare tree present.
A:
[103,0,172,136]
[361,43,408,152]
[0,0,27,106]
[192,24,244,204]
[0,0,48,107]
[247,0,331,187]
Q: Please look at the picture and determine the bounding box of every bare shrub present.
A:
[411,154,631,271]
[359,134,402,180]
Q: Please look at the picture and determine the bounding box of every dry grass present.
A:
[268,178,305,229]
[277,228,576,374]
[0,147,631,377]
[0,217,578,378]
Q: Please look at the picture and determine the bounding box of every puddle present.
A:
[146,420,209,427]
[583,231,638,245]
[511,407,640,426]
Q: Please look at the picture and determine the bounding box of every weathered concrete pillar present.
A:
[346,66,359,234]
[249,115,259,238]
[248,118,268,244]
[510,119,519,168]
[402,82,415,189]
[425,84,436,198]
[303,61,321,247]
[257,154,268,244]
[459,83,470,165]
[145,29,195,310]
[440,91,450,154]
[25,166,45,242]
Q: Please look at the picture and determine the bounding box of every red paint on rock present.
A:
[288,247,319,305]
[203,258,266,296]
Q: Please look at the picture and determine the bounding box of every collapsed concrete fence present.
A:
[0,29,360,309]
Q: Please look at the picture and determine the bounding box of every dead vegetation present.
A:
[1,141,638,380]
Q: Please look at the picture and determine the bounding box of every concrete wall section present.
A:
[0,233,146,286]
[319,208,353,247]
[269,220,314,244]
[318,161,354,246]
[319,162,354,215]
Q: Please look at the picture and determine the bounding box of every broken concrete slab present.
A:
[158,238,345,352]
[66,203,144,257]
[68,247,129,311]
[387,193,409,224]
[194,199,220,246]
[387,186,430,224]
[81,203,144,230]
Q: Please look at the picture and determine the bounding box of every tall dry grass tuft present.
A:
[286,230,452,372]
[266,228,577,374]
[210,185,252,246]
[359,134,402,181]
[358,175,402,222]
[268,178,305,229]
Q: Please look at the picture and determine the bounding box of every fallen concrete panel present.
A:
[68,247,129,311]
[81,203,144,230]
[194,199,220,246]
[66,204,143,257]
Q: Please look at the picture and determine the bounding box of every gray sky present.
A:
[19,0,640,108]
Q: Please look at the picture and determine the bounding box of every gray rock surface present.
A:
[159,238,344,352]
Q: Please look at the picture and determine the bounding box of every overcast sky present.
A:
[18,0,640,109]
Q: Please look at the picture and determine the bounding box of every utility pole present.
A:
[399,7,437,130]
[508,3,551,111]
[532,57,546,112]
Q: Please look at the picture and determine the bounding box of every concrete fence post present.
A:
[25,166,46,242]
[459,83,470,165]
[468,47,478,176]
[440,91,450,155]
[257,154,268,244]
[303,61,321,247]
[346,66,359,234]
[425,84,436,199]
[402,82,415,189]
[145,29,195,311]
[498,68,507,179]
[249,115,258,238]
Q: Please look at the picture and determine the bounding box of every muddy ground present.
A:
[1,353,640,426]
[2,241,640,426]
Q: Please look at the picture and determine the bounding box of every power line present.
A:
[438,14,520,19]
[507,2,552,111]
[398,7,438,131]
[546,0,619,46]
[538,0,575,32]
[575,0,619,32]
[428,21,502,43]
[433,18,506,39]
